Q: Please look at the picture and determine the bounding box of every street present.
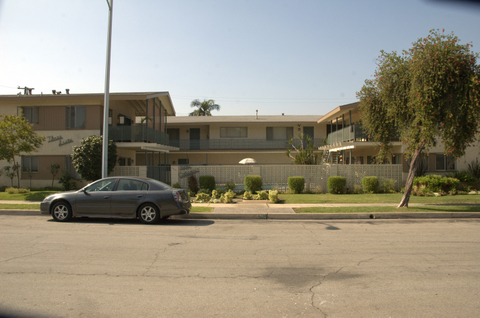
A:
[1,215,479,317]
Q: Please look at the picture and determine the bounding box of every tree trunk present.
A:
[398,144,423,208]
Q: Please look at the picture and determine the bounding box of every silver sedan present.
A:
[41,177,191,224]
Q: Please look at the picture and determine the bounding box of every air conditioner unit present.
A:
[108,117,112,125]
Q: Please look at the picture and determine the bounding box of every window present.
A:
[65,106,86,129]
[22,156,39,173]
[20,107,39,124]
[220,127,247,138]
[266,127,293,140]
[117,179,148,191]
[408,155,429,171]
[178,159,189,165]
[85,179,116,192]
[436,154,456,171]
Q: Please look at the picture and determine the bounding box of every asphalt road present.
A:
[1,215,479,318]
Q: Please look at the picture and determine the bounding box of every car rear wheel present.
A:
[138,204,160,224]
[51,201,72,222]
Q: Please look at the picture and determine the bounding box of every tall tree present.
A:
[189,99,220,116]
[357,29,480,208]
[0,114,45,187]
[71,135,117,181]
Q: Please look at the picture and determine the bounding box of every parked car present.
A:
[41,177,191,224]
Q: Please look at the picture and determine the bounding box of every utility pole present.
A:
[102,0,113,178]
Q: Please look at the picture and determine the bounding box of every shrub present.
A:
[269,190,279,203]
[195,193,211,203]
[197,188,211,195]
[172,182,181,189]
[220,190,235,203]
[225,179,236,191]
[353,184,363,194]
[6,187,18,194]
[244,175,262,193]
[448,170,478,184]
[188,190,195,198]
[199,175,215,192]
[211,189,222,199]
[380,178,397,193]
[188,175,199,194]
[327,176,346,194]
[255,190,269,200]
[288,176,305,194]
[362,176,379,194]
[58,171,76,191]
[413,175,460,193]
[243,191,253,200]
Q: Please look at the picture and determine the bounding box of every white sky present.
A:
[0,0,478,116]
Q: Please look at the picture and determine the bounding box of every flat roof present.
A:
[167,115,323,125]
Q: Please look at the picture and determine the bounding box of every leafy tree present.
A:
[357,29,480,208]
[49,163,60,189]
[189,99,220,116]
[71,135,117,181]
[0,114,45,187]
[286,133,318,165]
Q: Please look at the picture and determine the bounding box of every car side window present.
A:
[116,179,149,191]
[85,179,116,192]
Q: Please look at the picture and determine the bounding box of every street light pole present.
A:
[102,0,113,178]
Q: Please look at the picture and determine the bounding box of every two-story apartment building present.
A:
[318,102,480,174]
[165,114,324,165]
[0,91,177,188]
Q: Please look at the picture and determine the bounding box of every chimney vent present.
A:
[255,110,258,120]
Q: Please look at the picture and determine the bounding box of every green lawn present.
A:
[0,203,41,210]
[295,205,480,213]
[279,193,480,204]
[0,191,58,202]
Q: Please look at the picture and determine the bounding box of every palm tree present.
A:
[189,99,220,116]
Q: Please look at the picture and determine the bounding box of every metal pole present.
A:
[102,0,113,178]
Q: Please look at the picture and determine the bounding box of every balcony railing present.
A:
[325,124,369,145]
[169,138,324,151]
[325,124,400,145]
[108,126,169,145]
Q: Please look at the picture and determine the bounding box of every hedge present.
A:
[244,175,262,193]
[327,176,346,194]
[199,175,216,192]
[362,176,379,194]
[288,176,305,194]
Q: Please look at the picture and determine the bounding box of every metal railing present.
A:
[108,126,169,145]
[325,124,370,145]
[168,138,324,151]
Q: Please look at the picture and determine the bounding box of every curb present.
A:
[2,210,480,220]
[175,212,480,220]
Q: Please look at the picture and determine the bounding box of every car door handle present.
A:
[104,196,110,199]
[137,195,143,198]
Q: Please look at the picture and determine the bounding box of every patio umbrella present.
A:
[239,158,257,164]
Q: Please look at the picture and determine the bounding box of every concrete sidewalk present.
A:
[1,200,480,220]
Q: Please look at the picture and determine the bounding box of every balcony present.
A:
[325,124,369,145]
[108,126,169,145]
[169,138,324,151]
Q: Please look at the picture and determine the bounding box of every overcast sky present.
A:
[0,0,478,116]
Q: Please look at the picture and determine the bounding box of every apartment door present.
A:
[190,128,200,150]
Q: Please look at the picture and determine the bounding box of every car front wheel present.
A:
[138,204,160,224]
[51,201,72,222]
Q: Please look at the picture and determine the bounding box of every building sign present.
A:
[47,135,74,146]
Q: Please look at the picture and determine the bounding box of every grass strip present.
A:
[294,205,480,213]
[0,204,40,210]
[191,206,214,213]
[280,193,480,204]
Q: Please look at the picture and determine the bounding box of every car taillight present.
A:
[172,190,182,202]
